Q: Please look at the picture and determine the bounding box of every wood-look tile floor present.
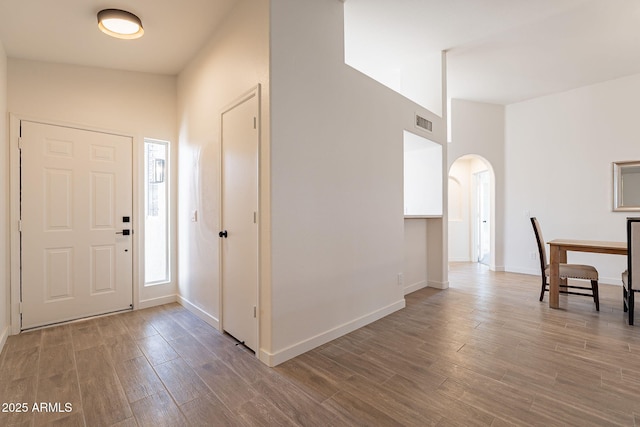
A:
[2,263,640,426]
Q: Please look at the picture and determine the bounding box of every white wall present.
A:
[449,99,505,270]
[0,42,9,350]
[404,132,443,216]
[7,59,178,311]
[505,74,640,283]
[268,0,446,364]
[176,0,270,336]
[404,219,428,293]
[344,5,443,115]
[448,159,472,262]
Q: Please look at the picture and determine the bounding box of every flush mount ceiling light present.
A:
[97,9,144,39]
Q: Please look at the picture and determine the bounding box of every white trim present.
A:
[9,115,20,334]
[600,277,625,286]
[138,294,177,310]
[427,280,449,289]
[403,280,427,295]
[506,266,539,276]
[449,256,471,262]
[259,299,406,367]
[0,325,9,354]
[177,295,220,329]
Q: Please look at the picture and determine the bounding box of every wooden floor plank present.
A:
[79,372,132,427]
[129,390,186,427]
[193,359,257,410]
[178,392,240,427]
[153,358,210,405]
[114,356,166,404]
[33,369,82,426]
[136,334,179,367]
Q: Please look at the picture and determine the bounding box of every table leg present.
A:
[549,245,566,309]
[549,245,567,308]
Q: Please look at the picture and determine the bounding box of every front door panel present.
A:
[21,121,133,329]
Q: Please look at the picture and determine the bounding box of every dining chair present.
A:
[622,217,640,325]
[530,217,600,310]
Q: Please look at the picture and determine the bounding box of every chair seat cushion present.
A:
[545,263,598,280]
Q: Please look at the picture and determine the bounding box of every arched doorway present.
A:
[448,155,495,267]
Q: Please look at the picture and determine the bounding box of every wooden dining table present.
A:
[547,239,627,308]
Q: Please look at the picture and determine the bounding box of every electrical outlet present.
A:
[397,273,404,287]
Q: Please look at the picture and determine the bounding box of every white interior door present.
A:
[21,121,133,329]
[475,170,491,265]
[221,90,259,352]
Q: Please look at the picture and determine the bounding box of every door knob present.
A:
[116,229,131,235]
[219,230,228,238]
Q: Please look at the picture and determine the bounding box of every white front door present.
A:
[21,121,133,329]
[221,90,259,352]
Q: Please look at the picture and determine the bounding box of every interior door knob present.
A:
[219,230,228,238]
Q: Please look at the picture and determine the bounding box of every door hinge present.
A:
[19,302,23,314]
[253,306,257,318]
[18,220,22,232]
[253,211,257,224]
[253,117,257,129]
[18,137,23,149]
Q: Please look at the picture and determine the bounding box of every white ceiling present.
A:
[1,0,640,104]
[346,0,640,105]
[0,0,237,75]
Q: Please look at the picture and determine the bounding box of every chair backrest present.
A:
[628,217,640,291]
[530,217,547,276]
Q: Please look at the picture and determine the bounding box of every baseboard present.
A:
[138,295,177,310]
[597,276,624,286]
[506,266,538,276]
[0,324,9,355]
[491,265,506,272]
[449,257,470,262]
[428,280,449,289]
[259,299,406,367]
[404,280,427,295]
[177,295,220,330]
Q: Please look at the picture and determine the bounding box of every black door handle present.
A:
[116,229,131,235]
[219,230,228,238]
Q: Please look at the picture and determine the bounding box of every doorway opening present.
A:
[448,155,495,268]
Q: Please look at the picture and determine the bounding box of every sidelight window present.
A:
[144,139,169,285]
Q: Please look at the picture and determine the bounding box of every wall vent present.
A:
[415,114,433,132]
